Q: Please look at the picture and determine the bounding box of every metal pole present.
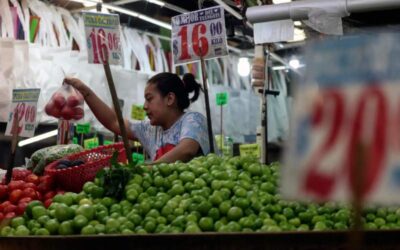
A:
[200,56,215,154]
[220,105,223,156]
[103,63,133,164]
[6,112,19,184]
[246,0,400,23]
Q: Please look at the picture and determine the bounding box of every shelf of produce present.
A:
[1,230,400,250]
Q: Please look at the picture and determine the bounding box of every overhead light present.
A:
[237,57,250,77]
[147,0,165,7]
[292,27,306,41]
[289,58,300,69]
[273,0,291,3]
[294,21,302,26]
[68,0,171,29]
[18,130,58,147]
[272,65,286,70]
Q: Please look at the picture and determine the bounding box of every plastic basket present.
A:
[44,142,127,192]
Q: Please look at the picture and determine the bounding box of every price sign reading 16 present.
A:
[89,28,119,64]
[178,21,223,60]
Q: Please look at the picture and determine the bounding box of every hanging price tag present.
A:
[171,6,228,65]
[216,92,228,106]
[132,153,144,164]
[282,34,400,204]
[131,105,146,120]
[239,144,260,158]
[84,137,99,149]
[104,140,113,145]
[76,123,91,134]
[83,12,122,65]
[5,89,40,138]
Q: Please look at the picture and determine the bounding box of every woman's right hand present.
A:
[64,77,91,98]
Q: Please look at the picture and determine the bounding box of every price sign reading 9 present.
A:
[172,6,228,65]
[83,12,122,65]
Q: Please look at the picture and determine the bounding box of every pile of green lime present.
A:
[1,154,399,236]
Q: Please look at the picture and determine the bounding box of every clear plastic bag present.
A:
[45,83,84,121]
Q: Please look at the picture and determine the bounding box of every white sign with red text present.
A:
[83,12,122,65]
[171,6,228,65]
[282,34,400,205]
[5,89,40,138]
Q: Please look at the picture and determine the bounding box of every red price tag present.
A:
[5,89,40,138]
[83,12,122,65]
[282,34,400,205]
[172,6,228,65]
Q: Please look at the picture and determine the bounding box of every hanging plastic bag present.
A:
[45,83,84,121]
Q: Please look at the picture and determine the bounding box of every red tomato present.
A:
[22,187,37,200]
[52,93,66,108]
[3,204,17,214]
[72,107,84,120]
[9,189,23,204]
[12,169,31,181]
[60,105,74,120]
[0,201,11,212]
[44,198,52,208]
[4,212,16,219]
[19,197,33,204]
[44,191,56,200]
[22,182,37,190]
[36,191,43,201]
[25,174,39,185]
[67,95,80,107]
[16,202,28,215]
[8,180,25,191]
[0,184,8,200]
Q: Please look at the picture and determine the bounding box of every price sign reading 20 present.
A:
[172,6,228,65]
[83,12,122,65]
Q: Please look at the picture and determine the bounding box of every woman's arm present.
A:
[64,77,136,140]
[153,138,200,163]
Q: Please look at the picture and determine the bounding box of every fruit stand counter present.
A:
[1,231,400,250]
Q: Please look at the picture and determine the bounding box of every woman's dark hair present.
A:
[147,72,202,111]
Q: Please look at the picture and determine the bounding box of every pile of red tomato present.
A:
[0,169,64,221]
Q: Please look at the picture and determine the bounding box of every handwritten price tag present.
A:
[5,89,40,138]
[131,105,146,120]
[282,34,400,204]
[76,123,91,134]
[171,6,228,65]
[239,144,260,158]
[83,12,122,65]
[84,137,99,149]
[216,92,228,106]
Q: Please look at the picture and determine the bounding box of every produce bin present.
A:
[1,230,400,250]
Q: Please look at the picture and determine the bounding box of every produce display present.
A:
[1,154,399,236]
[27,144,84,175]
[0,169,62,223]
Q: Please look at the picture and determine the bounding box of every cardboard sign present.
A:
[131,105,146,120]
[239,144,260,158]
[171,6,228,65]
[83,12,122,65]
[84,137,99,149]
[282,34,400,204]
[76,123,91,134]
[216,92,228,106]
[5,89,40,138]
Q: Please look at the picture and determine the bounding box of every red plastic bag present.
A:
[45,83,84,121]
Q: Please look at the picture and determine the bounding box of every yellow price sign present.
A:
[239,144,260,158]
[131,105,146,120]
[84,137,99,149]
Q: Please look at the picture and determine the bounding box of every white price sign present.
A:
[5,89,40,138]
[83,12,122,65]
[282,34,400,205]
[171,6,228,65]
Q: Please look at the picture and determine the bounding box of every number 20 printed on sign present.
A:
[83,12,122,65]
[171,6,228,65]
[282,34,400,205]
